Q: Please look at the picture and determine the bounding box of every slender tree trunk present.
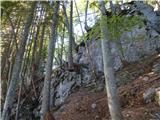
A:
[7,16,22,86]
[1,40,12,77]
[60,25,65,66]
[109,1,116,14]
[74,0,98,80]
[1,16,21,76]
[30,25,40,98]
[62,2,76,48]
[31,25,40,65]
[15,78,22,120]
[36,22,46,69]
[2,2,36,120]
[74,0,85,37]
[109,1,125,61]
[84,0,91,32]
[6,13,19,51]
[40,2,60,120]
[68,1,74,70]
[99,1,123,120]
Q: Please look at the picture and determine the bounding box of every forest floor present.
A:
[54,54,160,120]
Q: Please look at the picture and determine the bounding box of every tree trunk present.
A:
[62,2,76,48]
[68,1,74,70]
[84,0,91,32]
[99,1,123,120]
[60,24,65,66]
[109,1,116,14]
[109,1,125,62]
[31,25,40,65]
[1,16,21,76]
[36,21,46,69]
[74,0,85,37]
[15,78,23,120]
[40,2,60,120]
[2,2,36,120]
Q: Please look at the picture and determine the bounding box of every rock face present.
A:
[134,1,160,34]
[79,27,160,72]
[49,66,97,107]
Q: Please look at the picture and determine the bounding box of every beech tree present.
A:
[40,1,60,120]
[99,1,123,120]
[62,2,76,49]
[68,1,74,70]
[84,0,91,32]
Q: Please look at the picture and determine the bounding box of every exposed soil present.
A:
[53,54,160,120]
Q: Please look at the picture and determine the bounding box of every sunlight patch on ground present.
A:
[148,72,155,75]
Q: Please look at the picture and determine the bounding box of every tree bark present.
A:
[62,2,76,48]
[31,25,40,65]
[68,1,74,70]
[15,78,23,120]
[60,24,65,66]
[84,0,91,32]
[2,2,36,120]
[36,21,46,69]
[40,2,60,120]
[109,1,125,62]
[1,16,21,76]
[99,1,123,120]
[74,0,85,37]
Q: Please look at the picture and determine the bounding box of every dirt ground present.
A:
[54,54,160,120]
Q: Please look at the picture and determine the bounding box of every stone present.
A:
[143,88,156,103]
[155,88,160,106]
[143,76,149,81]
[152,61,160,75]
[91,103,97,110]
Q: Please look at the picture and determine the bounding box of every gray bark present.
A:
[84,0,91,31]
[40,2,60,120]
[74,0,85,37]
[60,24,65,66]
[109,1,116,15]
[99,1,123,120]
[2,2,36,120]
[31,25,40,65]
[109,1,125,61]
[62,2,76,48]
[37,22,46,69]
[68,1,74,70]
[7,17,22,83]
[1,16,21,76]
[15,78,23,120]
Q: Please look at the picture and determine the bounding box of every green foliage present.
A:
[84,21,101,41]
[89,0,109,10]
[85,15,144,41]
[107,15,144,41]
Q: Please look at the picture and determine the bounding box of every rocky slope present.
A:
[53,54,160,120]
[13,53,160,120]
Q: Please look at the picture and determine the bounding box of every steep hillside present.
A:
[53,54,160,120]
